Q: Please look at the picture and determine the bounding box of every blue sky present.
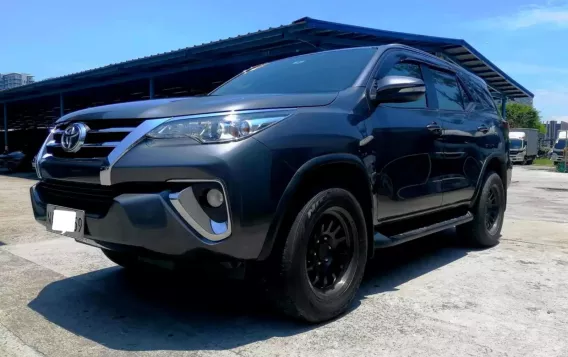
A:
[1,0,567,122]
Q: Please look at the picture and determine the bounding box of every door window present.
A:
[430,69,464,111]
[458,81,472,109]
[383,63,427,108]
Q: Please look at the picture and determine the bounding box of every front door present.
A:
[367,54,444,222]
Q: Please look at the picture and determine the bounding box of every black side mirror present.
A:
[369,75,426,104]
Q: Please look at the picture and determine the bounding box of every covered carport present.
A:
[0,16,533,152]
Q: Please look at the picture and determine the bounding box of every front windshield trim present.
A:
[210,47,378,96]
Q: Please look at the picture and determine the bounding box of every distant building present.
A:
[545,120,568,142]
[0,73,34,90]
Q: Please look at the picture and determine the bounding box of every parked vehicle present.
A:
[551,131,568,166]
[31,45,511,322]
[0,151,27,172]
[508,129,538,165]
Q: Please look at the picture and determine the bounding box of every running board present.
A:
[373,212,473,249]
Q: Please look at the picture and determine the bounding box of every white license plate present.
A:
[46,204,85,238]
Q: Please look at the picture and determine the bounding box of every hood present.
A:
[56,92,338,123]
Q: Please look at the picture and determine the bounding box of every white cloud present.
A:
[478,4,568,30]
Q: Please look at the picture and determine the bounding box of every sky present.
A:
[1,0,568,122]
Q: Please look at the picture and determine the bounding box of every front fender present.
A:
[257,153,372,260]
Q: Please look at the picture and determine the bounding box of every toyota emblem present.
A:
[61,123,89,153]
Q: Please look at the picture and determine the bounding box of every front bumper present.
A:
[31,181,267,260]
[30,135,297,260]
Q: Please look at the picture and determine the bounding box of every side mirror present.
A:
[369,75,426,104]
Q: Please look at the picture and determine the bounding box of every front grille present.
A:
[46,119,145,159]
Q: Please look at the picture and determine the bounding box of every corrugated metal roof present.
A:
[0,17,532,102]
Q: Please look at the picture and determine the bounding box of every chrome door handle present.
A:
[426,123,442,135]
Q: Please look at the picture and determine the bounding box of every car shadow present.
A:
[27,228,472,352]
[0,169,37,180]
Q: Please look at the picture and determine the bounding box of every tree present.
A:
[505,102,542,130]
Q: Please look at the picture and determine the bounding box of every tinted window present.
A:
[458,81,472,109]
[463,75,498,113]
[383,63,426,108]
[211,48,376,95]
[430,69,464,111]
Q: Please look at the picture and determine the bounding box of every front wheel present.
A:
[457,172,505,247]
[268,188,368,323]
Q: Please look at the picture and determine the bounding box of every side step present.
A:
[373,212,473,249]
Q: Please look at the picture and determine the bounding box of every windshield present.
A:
[510,139,524,150]
[211,48,376,95]
[554,139,567,150]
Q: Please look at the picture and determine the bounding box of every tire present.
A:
[457,171,505,247]
[267,188,368,323]
[101,249,141,269]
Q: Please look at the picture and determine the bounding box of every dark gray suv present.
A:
[31,45,511,322]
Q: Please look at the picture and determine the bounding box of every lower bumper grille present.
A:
[36,180,190,216]
[36,180,117,216]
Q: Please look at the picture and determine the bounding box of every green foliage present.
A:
[505,102,542,130]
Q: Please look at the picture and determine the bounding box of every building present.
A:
[0,17,533,152]
[545,120,568,142]
[0,73,34,91]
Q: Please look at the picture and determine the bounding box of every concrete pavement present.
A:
[1,167,567,356]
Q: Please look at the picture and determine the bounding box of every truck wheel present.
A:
[269,188,368,323]
[457,172,505,247]
[101,249,141,269]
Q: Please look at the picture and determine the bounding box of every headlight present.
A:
[146,109,294,143]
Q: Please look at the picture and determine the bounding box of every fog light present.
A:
[206,188,224,208]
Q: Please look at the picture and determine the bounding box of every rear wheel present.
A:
[457,171,505,247]
[267,188,368,323]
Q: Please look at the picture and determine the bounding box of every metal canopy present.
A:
[0,17,532,104]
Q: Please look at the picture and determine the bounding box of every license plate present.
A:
[46,204,85,239]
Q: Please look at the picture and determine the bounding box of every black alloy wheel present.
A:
[306,208,355,293]
[485,185,502,234]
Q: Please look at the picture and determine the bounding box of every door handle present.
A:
[477,125,489,133]
[426,123,442,135]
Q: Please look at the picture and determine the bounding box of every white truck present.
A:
[509,129,538,165]
[551,130,568,166]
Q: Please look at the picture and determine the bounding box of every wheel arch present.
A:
[258,153,374,261]
[471,154,508,208]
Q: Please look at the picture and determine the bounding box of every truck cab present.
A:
[552,131,568,166]
[509,129,538,165]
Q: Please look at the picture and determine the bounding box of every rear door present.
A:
[426,67,481,205]
[366,50,444,221]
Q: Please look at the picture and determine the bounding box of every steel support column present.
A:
[3,103,7,152]
[149,78,155,99]
[59,93,64,118]
[501,95,507,120]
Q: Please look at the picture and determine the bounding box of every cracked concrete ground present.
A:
[0,167,567,357]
